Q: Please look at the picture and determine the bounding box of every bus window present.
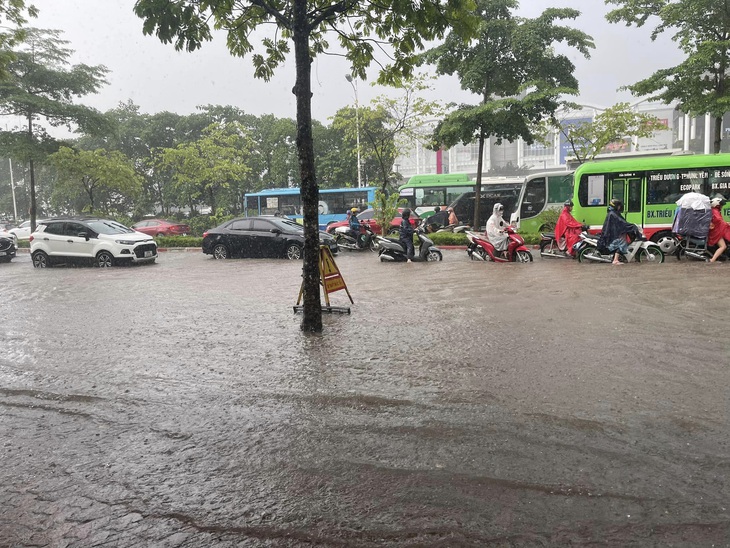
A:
[520,177,546,218]
[546,174,573,204]
[709,167,730,195]
[579,174,606,207]
[611,180,624,203]
[627,178,642,213]
[275,195,300,216]
[445,186,473,205]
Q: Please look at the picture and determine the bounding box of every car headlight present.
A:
[115,239,139,246]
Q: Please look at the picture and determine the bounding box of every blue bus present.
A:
[244,186,377,230]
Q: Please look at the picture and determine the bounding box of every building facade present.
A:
[394,102,728,180]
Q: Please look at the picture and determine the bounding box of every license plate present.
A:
[144,250,152,257]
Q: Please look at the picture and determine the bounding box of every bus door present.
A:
[610,177,643,227]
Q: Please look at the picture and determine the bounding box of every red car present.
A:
[326,208,420,236]
[132,219,191,237]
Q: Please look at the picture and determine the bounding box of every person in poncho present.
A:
[554,200,583,257]
[597,199,639,265]
[708,194,730,263]
[486,203,510,255]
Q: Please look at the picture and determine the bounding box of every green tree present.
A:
[606,0,730,153]
[0,0,37,77]
[422,0,593,229]
[49,146,143,215]
[134,0,479,332]
[551,102,668,164]
[331,76,443,192]
[370,188,406,236]
[154,122,253,215]
[0,28,108,230]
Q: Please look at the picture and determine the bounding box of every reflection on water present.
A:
[1,251,729,545]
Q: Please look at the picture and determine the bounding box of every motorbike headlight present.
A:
[115,239,138,246]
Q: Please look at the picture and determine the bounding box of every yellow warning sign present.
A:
[321,248,339,277]
[295,246,353,309]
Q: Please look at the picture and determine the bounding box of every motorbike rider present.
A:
[347,207,362,246]
[554,199,583,257]
[399,208,415,262]
[597,198,639,265]
[448,207,459,226]
[428,206,449,232]
[486,203,511,257]
[708,194,730,263]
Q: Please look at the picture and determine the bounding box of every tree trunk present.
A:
[293,0,323,332]
[473,132,486,230]
[28,115,36,232]
[714,115,722,154]
[208,186,216,215]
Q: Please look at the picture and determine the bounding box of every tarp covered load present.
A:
[673,193,711,239]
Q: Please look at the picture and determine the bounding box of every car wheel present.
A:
[286,244,302,260]
[212,244,229,260]
[32,250,50,268]
[96,251,114,268]
[156,232,165,238]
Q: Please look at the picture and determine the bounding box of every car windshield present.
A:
[87,220,135,235]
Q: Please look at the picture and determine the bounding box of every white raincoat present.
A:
[486,203,510,251]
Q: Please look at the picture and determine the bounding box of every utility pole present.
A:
[9,158,17,221]
[345,74,362,188]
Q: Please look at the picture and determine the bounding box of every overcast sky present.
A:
[29,0,685,124]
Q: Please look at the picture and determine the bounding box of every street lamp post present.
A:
[345,74,362,188]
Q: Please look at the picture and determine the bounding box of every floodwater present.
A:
[1,249,729,547]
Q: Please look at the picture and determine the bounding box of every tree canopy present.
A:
[552,102,668,164]
[0,0,38,77]
[134,0,479,332]
[606,0,730,152]
[0,27,108,230]
[422,0,593,228]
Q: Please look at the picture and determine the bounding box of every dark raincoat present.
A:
[597,207,637,250]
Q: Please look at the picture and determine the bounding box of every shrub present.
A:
[156,236,203,248]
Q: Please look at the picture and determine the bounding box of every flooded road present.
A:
[1,249,729,546]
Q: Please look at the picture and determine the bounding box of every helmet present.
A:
[350,207,359,213]
[564,200,573,207]
[711,194,726,207]
[609,198,623,212]
[402,208,411,218]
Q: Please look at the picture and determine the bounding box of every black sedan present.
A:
[202,216,338,260]
[0,233,16,263]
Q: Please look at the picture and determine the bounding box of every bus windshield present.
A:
[512,171,574,232]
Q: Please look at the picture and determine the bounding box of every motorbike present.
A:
[538,226,588,259]
[465,226,533,263]
[427,223,469,234]
[333,224,378,252]
[576,229,665,264]
[674,235,730,262]
[376,224,443,262]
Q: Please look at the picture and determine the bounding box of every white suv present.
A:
[30,218,158,268]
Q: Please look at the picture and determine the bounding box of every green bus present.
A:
[570,153,730,254]
[398,173,472,218]
[398,173,523,219]
[510,171,574,233]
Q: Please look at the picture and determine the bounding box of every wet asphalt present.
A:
[1,248,729,547]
